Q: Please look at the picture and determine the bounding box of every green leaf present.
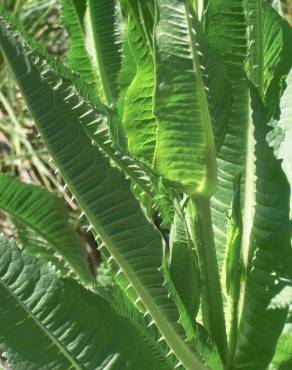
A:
[161,255,223,370]
[206,0,250,274]
[235,86,292,370]
[0,173,93,284]
[271,0,285,19]
[169,208,201,320]
[245,0,292,116]
[86,0,122,106]
[224,176,243,300]
[13,217,73,276]
[190,197,228,363]
[105,283,185,370]
[154,0,231,198]
[0,11,218,369]
[122,0,158,164]
[206,3,292,366]
[271,333,292,369]
[267,69,292,199]
[264,12,292,119]
[206,0,292,308]
[223,175,243,361]
[117,37,136,126]
[0,236,168,370]
[61,0,98,90]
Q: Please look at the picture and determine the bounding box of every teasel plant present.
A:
[0,1,292,369]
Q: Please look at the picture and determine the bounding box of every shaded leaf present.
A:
[0,173,93,284]
[235,86,292,370]
[0,236,169,370]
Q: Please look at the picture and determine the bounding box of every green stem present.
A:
[191,197,228,365]
[228,296,239,366]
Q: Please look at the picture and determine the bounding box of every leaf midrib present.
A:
[68,190,209,370]
[184,1,217,198]
[0,199,87,283]
[0,278,83,370]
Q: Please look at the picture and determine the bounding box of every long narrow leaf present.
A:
[61,0,98,90]
[154,0,231,198]
[206,0,250,273]
[245,0,292,116]
[0,173,93,284]
[86,0,122,106]
[122,0,157,164]
[235,87,292,369]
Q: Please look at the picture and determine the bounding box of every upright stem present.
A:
[228,294,240,366]
[191,197,228,366]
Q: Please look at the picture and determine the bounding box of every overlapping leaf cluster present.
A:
[0,1,292,369]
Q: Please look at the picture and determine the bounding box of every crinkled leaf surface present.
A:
[0,236,168,370]
[235,87,292,370]
[122,0,157,164]
[206,0,250,274]
[154,0,231,197]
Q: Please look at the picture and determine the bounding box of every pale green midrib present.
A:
[0,198,89,283]
[242,0,263,267]
[0,278,83,370]
[88,0,115,106]
[238,0,262,354]
[184,2,217,198]
[62,191,208,370]
[118,300,176,370]
[241,105,255,267]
